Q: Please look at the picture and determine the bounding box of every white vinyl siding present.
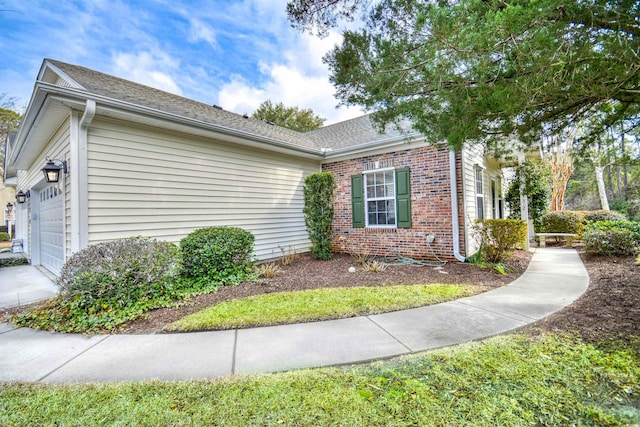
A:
[86,118,317,260]
[461,144,501,255]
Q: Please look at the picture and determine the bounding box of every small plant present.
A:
[0,232,10,241]
[362,260,387,273]
[338,236,375,265]
[0,256,29,268]
[180,226,255,283]
[278,245,299,266]
[474,219,528,264]
[256,262,280,279]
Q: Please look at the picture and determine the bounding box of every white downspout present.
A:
[71,99,95,253]
[450,149,466,262]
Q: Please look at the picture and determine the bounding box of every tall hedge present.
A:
[303,172,336,260]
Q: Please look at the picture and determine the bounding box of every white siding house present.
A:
[5,59,531,276]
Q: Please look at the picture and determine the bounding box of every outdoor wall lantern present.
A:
[16,190,29,204]
[41,158,68,183]
[6,202,14,213]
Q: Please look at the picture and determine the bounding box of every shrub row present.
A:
[14,227,256,332]
[539,210,627,235]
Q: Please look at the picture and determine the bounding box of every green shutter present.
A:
[396,167,412,228]
[351,174,365,228]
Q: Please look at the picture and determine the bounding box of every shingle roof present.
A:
[45,59,413,153]
[306,115,414,150]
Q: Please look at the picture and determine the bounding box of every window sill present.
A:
[364,227,397,233]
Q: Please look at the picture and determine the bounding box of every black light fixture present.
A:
[41,159,68,183]
[16,190,28,204]
[6,202,14,213]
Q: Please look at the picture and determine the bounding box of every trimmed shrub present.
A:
[583,209,627,223]
[583,220,640,256]
[474,219,528,264]
[58,237,180,303]
[303,172,336,260]
[540,211,584,235]
[180,226,255,283]
[0,232,10,241]
[13,237,182,332]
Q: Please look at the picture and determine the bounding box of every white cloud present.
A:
[216,29,363,125]
[112,51,183,95]
[187,18,218,49]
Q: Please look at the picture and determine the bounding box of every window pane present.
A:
[365,170,397,226]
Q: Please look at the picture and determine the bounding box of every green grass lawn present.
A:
[1,334,638,426]
[165,284,483,331]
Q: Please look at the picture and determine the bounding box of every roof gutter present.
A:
[322,134,423,160]
[43,84,326,159]
[450,149,466,262]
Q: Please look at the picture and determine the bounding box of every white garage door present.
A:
[39,184,65,276]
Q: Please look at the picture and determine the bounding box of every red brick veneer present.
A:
[322,146,466,261]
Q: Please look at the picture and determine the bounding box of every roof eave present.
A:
[322,133,425,162]
[12,83,326,166]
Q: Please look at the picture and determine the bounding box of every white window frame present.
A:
[475,167,485,220]
[364,167,396,228]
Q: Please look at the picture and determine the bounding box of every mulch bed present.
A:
[525,252,640,343]
[3,249,638,343]
[118,251,531,334]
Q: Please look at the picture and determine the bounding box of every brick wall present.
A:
[322,145,467,261]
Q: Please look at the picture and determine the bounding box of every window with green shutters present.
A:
[351,167,411,228]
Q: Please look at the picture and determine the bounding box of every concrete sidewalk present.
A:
[0,264,58,308]
[0,248,588,383]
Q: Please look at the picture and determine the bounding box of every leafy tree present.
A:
[288,0,640,155]
[506,159,552,230]
[1,94,22,177]
[287,0,369,36]
[252,100,326,132]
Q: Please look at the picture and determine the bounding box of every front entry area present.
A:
[38,183,65,276]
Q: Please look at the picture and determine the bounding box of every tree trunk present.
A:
[595,165,610,211]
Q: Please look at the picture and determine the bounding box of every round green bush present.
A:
[180,226,255,283]
[0,232,10,241]
[583,220,640,256]
[540,211,583,234]
[58,236,181,305]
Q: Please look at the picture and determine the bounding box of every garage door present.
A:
[39,184,65,276]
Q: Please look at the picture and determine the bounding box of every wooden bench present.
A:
[535,233,578,248]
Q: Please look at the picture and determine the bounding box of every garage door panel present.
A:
[39,184,65,276]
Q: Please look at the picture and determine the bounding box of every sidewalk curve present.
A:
[0,248,588,383]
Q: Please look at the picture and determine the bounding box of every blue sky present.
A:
[0,0,363,124]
